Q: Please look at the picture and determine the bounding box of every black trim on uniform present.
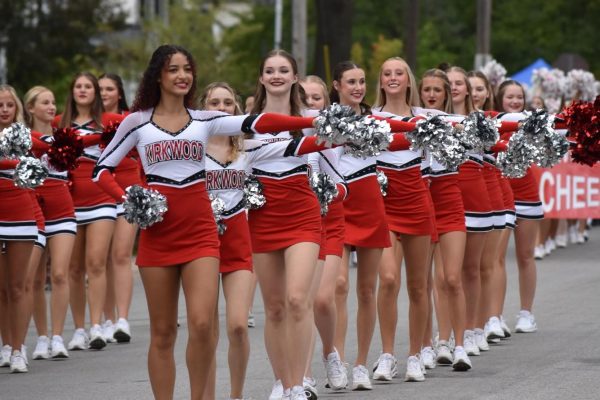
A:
[145,170,206,186]
[241,115,260,134]
[319,151,345,182]
[344,164,377,181]
[222,199,246,217]
[206,154,232,168]
[252,165,308,178]
[283,138,302,157]
[377,157,422,171]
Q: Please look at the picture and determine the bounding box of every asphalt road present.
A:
[2,228,599,400]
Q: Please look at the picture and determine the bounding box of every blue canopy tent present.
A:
[510,58,552,87]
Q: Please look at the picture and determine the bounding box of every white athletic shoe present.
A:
[290,385,308,400]
[50,335,69,359]
[485,316,505,341]
[372,353,397,381]
[303,376,317,399]
[404,355,425,382]
[452,346,472,371]
[89,324,107,350]
[555,234,568,248]
[323,349,348,390]
[269,379,284,400]
[474,328,490,351]
[577,233,585,244]
[515,310,538,333]
[351,365,372,390]
[534,245,545,260]
[114,318,132,343]
[68,329,89,351]
[102,320,117,343]
[500,315,512,338]
[9,351,28,373]
[435,340,453,365]
[420,346,436,369]
[463,330,480,356]
[1,345,12,367]
[32,336,50,360]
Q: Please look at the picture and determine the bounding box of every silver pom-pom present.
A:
[0,123,32,158]
[344,116,392,158]
[377,170,388,196]
[498,110,568,177]
[457,111,499,153]
[314,103,358,146]
[407,116,467,170]
[209,193,227,235]
[309,172,339,216]
[243,174,266,209]
[13,156,48,188]
[122,185,168,229]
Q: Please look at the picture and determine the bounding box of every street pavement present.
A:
[2,228,599,400]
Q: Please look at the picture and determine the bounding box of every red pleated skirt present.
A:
[137,182,220,267]
[0,180,37,241]
[380,166,434,236]
[458,161,494,232]
[343,176,391,248]
[322,200,345,257]
[498,173,516,228]
[35,180,76,236]
[249,175,322,253]
[219,211,253,274]
[70,161,116,224]
[483,163,507,229]
[429,174,466,234]
[509,167,543,220]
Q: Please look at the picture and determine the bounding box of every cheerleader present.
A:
[370,57,436,382]
[496,80,539,333]
[22,86,76,360]
[98,73,136,343]
[418,70,471,369]
[328,61,391,390]
[447,66,495,354]
[0,84,36,372]
[94,45,323,400]
[55,72,121,351]
[467,71,510,341]
[300,75,348,394]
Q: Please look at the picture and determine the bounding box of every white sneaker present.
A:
[435,340,453,365]
[1,345,12,367]
[102,320,117,343]
[247,312,255,328]
[290,385,307,400]
[420,346,436,369]
[485,317,505,341]
[463,330,480,356]
[323,349,348,390]
[50,335,69,358]
[515,310,538,333]
[577,233,585,244]
[452,346,472,371]
[404,355,425,382]
[500,315,512,338]
[114,318,132,343]
[269,379,284,400]
[372,353,397,381]
[9,351,28,373]
[556,234,568,248]
[569,226,578,244]
[474,328,489,351]
[534,245,545,260]
[89,324,107,350]
[303,377,317,399]
[32,336,50,360]
[68,328,89,350]
[351,365,372,390]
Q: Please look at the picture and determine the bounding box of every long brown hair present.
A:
[250,49,304,138]
[199,82,245,162]
[329,61,371,115]
[59,72,103,129]
[374,57,420,109]
[467,70,495,111]
[419,69,453,113]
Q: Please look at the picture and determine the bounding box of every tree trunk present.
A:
[314,0,354,81]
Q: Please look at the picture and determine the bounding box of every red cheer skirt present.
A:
[429,174,466,234]
[0,180,37,241]
[322,200,345,258]
[70,161,116,225]
[483,163,507,230]
[220,211,253,274]
[35,180,77,236]
[457,160,494,232]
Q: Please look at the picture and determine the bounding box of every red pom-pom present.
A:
[562,95,600,166]
[100,121,121,149]
[47,128,84,171]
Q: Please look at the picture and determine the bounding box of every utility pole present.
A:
[292,0,307,76]
[475,0,492,69]
[274,0,283,49]
[0,33,7,85]
[405,0,419,71]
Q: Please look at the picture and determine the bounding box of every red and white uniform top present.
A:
[93,109,317,193]
[373,108,423,171]
[35,135,70,182]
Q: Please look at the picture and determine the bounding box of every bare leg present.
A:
[513,219,539,311]
[334,247,350,361]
